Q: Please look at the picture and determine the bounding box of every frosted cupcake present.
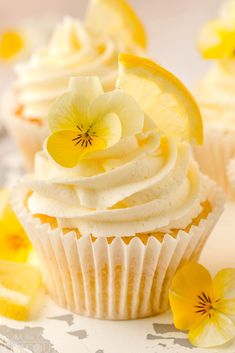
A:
[194,0,235,196]
[14,54,223,320]
[2,0,147,170]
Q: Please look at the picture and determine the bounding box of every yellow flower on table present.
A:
[169,263,235,348]
[46,76,144,168]
[0,189,32,263]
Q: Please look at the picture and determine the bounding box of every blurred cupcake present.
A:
[0,15,57,132]
[194,0,235,197]
[13,54,224,320]
[2,0,147,170]
[0,15,58,65]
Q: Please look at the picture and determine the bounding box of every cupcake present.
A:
[14,54,224,320]
[194,0,235,197]
[2,0,147,171]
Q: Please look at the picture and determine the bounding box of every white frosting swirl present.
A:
[197,60,235,127]
[14,17,141,120]
[22,128,205,237]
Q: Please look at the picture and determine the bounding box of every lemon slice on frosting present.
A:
[0,260,43,321]
[117,53,203,144]
[85,0,147,49]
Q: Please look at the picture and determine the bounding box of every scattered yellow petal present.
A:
[0,260,43,321]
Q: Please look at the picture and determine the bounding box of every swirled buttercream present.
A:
[197,60,235,126]
[14,17,141,120]
[23,127,205,237]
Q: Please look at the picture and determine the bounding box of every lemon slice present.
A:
[117,53,203,144]
[85,0,147,49]
[0,260,43,321]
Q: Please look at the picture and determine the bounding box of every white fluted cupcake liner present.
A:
[193,125,235,199]
[13,181,223,320]
[1,90,49,171]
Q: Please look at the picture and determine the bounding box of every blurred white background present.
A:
[0,0,225,88]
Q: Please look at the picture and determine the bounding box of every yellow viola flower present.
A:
[46,76,144,168]
[169,263,235,348]
[0,189,32,263]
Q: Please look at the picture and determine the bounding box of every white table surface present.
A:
[0,134,235,353]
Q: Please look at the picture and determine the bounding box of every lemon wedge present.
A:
[0,260,43,321]
[85,0,147,49]
[117,53,203,144]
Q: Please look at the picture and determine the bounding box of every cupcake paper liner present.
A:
[13,181,223,320]
[193,125,235,198]
[1,90,49,171]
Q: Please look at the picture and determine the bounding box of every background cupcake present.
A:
[14,54,224,320]
[1,0,147,171]
[193,0,235,197]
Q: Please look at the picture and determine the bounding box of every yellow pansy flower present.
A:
[169,263,235,348]
[0,189,32,263]
[46,76,144,168]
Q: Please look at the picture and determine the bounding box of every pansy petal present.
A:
[169,263,213,330]
[48,92,89,133]
[46,131,106,168]
[213,269,235,317]
[89,90,144,137]
[69,76,104,104]
[91,112,122,148]
[189,311,235,348]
